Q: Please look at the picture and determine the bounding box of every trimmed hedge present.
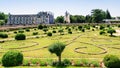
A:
[0,33,8,38]
[103,54,120,68]
[47,32,52,36]
[15,34,26,40]
[2,50,23,67]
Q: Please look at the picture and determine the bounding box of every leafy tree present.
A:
[70,15,85,23]
[55,16,64,23]
[106,10,112,19]
[85,15,93,23]
[103,54,120,68]
[0,12,5,20]
[91,9,106,23]
[107,28,116,36]
[48,42,66,64]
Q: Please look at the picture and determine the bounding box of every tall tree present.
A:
[106,10,112,19]
[55,16,64,23]
[91,9,106,23]
[0,12,5,20]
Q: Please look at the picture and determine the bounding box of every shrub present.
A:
[63,59,71,66]
[43,28,48,33]
[18,30,24,33]
[52,30,56,33]
[99,30,106,35]
[14,31,17,34]
[78,26,82,30]
[118,25,120,28]
[0,33,8,38]
[100,25,105,30]
[103,54,120,68]
[68,31,72,34]
[47,32,52,36]
[33,32,38,35]
[2,50,23,67]
[38,25,43,29]
[68,28,71,32]
[15,34,26,40]
[107,28,116,36]
[81,28,85,32]
[25,29,30,32]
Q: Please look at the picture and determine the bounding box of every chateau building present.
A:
[7,11,54,25]
[64,11,70,23]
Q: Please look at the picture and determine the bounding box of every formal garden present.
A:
[0,24,120,68]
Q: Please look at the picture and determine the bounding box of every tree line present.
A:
[0,12,8,25]
[55,9,112,23]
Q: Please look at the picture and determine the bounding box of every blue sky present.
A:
[0,0,120,18]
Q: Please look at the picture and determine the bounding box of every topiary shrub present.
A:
[103,54,120,68]
[52,30,56,33]
[18,30,24,33]
[14,31,17,34]
[99,30,106,35]
[25,29,30,32]
[38,25,43,29]
[68,31,72,34]
[2,50,23,67]
[47,32,52,36]
[118,24,120,28]
[0,33,8,38]
[107,28,116,36]
[32,32,38,35]
[100,25,105,30]
[15,34,26,40]
[78,25,82,30]
[63,59,71,66]
[81,28,85,32]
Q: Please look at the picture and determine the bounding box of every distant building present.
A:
[7,11,54,25]
[64,11,70,23]
[103,17,120,23]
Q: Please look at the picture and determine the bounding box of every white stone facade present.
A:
[7,11,54,25]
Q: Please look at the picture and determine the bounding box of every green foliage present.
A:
[48,42,66,63]
[100,25,105,30]
[81,28,85,32]
[0,20,5,25]
[55,16,64,23]
[38,25,43,29]
[103,54,120,68]
[78,25,82,30]
[70,15,85,23]
[47,32,52,36]
[2,50,23,67]
[106,10,112,19]
[68,31,72,34]
[0,33,8,38]
[118,24,120,28]
[99,30,106,35]
[18,30,24,33]
[107,28,116,36]
[58,29,64,35]
[32,32,38,35]
[63,59,71,66]
[25,29,30,32]
[91,9,106,23]
[14,31,17,34]
[15,33,26,40]
[43,28,48,33]
[52,30,56,33]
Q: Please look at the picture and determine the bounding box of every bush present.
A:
[2,50,23,67]
[78,26,82,30]
[52,30,56,33]
[118,25,120,28]
[0,33,8,38]
[38,25,43,29]
[103,54,120,68]
[63,59,71,66]
[47,32,52,36]
[18,30,24,33]
[81,28,85,32]
[25,29,30,32]
[33,32,38,35]
[52,61,65,67]
[99,30,106,35]
[68,31,72,34]
[100,25,105,30]
[107,28,116,36]
[15,34,26,40]
[14,31,17,34]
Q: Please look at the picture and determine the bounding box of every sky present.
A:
[0,0,120,18]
